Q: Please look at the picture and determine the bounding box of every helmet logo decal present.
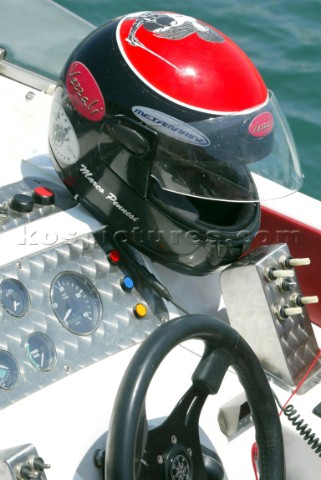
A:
[66,62,105,122]
[126,12,224,48]
[124,12,224,71]
[248,112,274,137]
[132,106,210,146]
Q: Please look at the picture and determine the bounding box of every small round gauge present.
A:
[0,350,19,390]
[0,278,31,317]
[50,272,102,335]
[25,332,57,371]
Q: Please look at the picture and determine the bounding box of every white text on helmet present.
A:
[79,165,139,222]
[132,106,210,146]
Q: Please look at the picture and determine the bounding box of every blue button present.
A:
[121,276,134,292]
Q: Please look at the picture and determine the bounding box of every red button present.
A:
[33,186,55,205]
[108,249,121,264]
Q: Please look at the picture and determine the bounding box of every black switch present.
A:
[9,193,34,213]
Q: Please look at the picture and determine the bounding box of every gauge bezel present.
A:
[0,350,20,390]
[0,277,31,317]
[25,332,57,372]
[50,271,103,336]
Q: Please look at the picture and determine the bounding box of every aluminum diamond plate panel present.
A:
[0,229,168,409]
[220,243,321,393]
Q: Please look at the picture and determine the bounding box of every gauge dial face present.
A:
[50,272,102,335]
[0,350,19,390]
[25,332,57,371]
[0,278,31,317]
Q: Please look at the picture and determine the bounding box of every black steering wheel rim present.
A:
[105,315,285,479]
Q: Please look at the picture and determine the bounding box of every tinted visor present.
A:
[144,92,302,202]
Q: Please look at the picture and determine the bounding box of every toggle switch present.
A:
[266,267,295,281]
[277,278,297,292]
[279,255,311,268]
[29,455,51,472]
[292,294,319,306]
[16,464,38,479]
[277,305,303,320]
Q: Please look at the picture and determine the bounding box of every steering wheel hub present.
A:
[165,445,193,480]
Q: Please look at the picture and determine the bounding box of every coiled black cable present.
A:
[273,392,321,458]
[283,404,321,457]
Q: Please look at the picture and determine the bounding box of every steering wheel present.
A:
[105,315,285,479]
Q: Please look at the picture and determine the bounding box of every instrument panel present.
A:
[0,229,169,409]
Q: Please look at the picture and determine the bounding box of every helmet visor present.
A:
[145,91,302,202]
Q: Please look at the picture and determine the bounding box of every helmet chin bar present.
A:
[105,315,285,479]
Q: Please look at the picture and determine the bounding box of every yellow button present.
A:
[134,303,147,318]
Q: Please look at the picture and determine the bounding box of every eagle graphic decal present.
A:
[119,12,224,74]
[116,11,257,113]
[126,12,225,47]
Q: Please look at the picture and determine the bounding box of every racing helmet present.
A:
[49,11,303,275]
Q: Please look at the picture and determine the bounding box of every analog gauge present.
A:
[50,272,102,335]
[25,332,57,372]
[0,350,19,390]
[0,278,31,317]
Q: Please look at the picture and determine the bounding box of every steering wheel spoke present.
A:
[137,385,209,479]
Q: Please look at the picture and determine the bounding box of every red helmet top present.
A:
[117,12,267,113]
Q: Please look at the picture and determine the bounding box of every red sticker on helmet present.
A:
[66,62,105,122]
[248,112,274,137]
